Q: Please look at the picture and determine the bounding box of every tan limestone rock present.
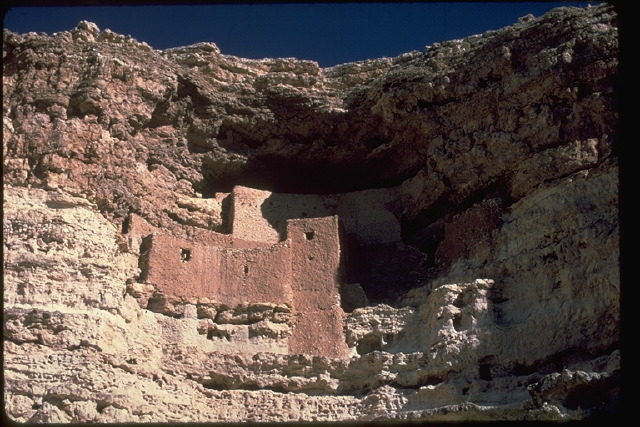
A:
[3,4,620,422]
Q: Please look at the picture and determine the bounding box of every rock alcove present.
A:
[2,4,620,422]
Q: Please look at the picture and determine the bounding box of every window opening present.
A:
[181,248,192,262]
[305,231,315,240]
[244,265,249,274]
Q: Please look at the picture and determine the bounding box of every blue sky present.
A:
[3,2,596,67]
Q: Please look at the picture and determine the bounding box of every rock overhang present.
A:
[1,3,621,421]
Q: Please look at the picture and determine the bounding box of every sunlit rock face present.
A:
[2,4,620,422]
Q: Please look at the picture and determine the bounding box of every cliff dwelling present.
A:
[125,185,429,358]
[3,5,620,421]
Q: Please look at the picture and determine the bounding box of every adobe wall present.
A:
[140,234,220,300]
[287,216,350,358]
[338,187,403,246]
[126,212,271,250]
[141,233,292,306]
[434,199,504,271]
[127,183,403,249]
[229,186,427,303]
[127,201,351,358]
[218,245,293,307]
[231,186,281,243]
[232,185,402,246]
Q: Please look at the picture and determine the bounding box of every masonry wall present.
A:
[218,245,292,306]
[143,234,292,306]
[127,212,272,250]
[142,234,220,300]
[232,185,403,246]
[131,205,350,357]
[286,216,350,358]
[232,186,281,243]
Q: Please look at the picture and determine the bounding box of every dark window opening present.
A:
[181,248,192,262]
[207,328,230,341]
[244,265,249,274]
[479,364,493,381]
[121,214,131,234]
[305,231,315,240]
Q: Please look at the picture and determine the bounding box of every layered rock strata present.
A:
[3,4,620,422]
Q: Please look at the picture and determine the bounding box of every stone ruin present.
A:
[2,5,620,420]
[125,185,428,358]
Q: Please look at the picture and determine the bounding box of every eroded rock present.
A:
[3,4,620,422]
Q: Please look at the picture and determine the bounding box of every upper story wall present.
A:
[219,244,293,307]
[140,234,220,300]
[125,212,271,251]
[231,186,281,243]
[231,185,402,246]
[288,216,342,297]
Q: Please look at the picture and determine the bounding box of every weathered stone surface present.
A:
[3,3,620,422]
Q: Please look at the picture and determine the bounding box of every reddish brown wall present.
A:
[435,199,503,270]
[232,185,403,246]
[127,212,271,249]
[126,213,158,238]
[144,234,292,306]
[218,245,292,306]
[132,210,349,358]
[232,186,281,243]
[287,216,349,358]
[143,234,220,300]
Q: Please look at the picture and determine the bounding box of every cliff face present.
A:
[3,4,620,422]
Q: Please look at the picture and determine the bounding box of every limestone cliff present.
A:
[3,4,620,422]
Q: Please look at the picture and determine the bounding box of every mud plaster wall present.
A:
[142,234,220,300]
[125,207,272,253]
[288,216,349,358]
[228,185,428,302]
[232,185,403,246]
[143,234,293,306]
[135,211,349,357]
[219,245,293,307]
[232,186,281,243]
[435,199,504,270]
